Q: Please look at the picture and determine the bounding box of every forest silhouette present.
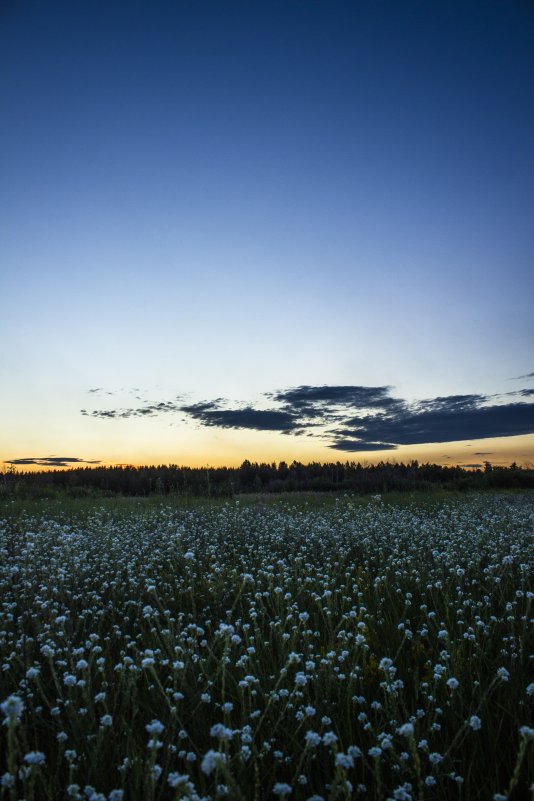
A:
[2,460,533,499]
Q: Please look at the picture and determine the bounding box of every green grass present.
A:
[0,493,532,801]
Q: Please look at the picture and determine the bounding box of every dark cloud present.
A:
[511,371,534,380]
[270,384,394,406]
[328,440,398,452]
[412,394,485,414]
[474,451,493,456]
[270,385,400,417]
[5,457,101,467]
[463,463,483,469]
[332,399,534,449]
[182,402,298,432]
[83,383,534,453]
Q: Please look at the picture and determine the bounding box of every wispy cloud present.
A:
[81,400,182,419]
[510,371,534,381]
[81,383,534,453]
[5,456,101,467]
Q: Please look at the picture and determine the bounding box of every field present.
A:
[0,493,532,801]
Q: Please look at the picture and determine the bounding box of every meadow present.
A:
[0,492,532,801]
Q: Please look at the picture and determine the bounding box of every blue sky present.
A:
[1,0,533,468]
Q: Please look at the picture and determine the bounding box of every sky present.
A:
[1,0,533,470]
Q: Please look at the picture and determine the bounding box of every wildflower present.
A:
[322,731,338,746]
[526,683,534,696]
[109,792,124,801]
[1,695,24,724]
[368,747,382,758]
[429,752,443,765]
[446,677,459,690]
[305,730,321,747]
[397,723,414,737]
[497,667,510,682]
[393,785,413,801]
[273,783,292,797]
[100,715,113,727]
[519,726,534,740]
[145,720,164,735]
[335,752,354,769]
[201,750,227,776]
[24,751,46,765]
[469,715,482,731]
[168,773,190,788]
[210,723,234,741]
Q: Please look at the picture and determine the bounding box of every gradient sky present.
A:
[1,0,534,469]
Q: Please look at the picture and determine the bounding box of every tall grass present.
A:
[0,493,532,800]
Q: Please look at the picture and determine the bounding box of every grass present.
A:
[0,492,532,800]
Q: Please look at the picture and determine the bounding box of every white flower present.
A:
[210,723,234,741]
[201,750,227,776]
[469,715,482,731]
[322,731,338,746]
[26,667,40,679]
[168,773,190,788]
[519,726,534,741]
[304,730,321,747]
[335,752,354,769]
[273,783,292,797]
[24,751,46,765]
[100,714,113,727]
[446,678,459,690]
[397,723,414,737]
[146,720,164,735]
[1,695,24,724]
[497,667,510,682]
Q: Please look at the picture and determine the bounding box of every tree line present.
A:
[2,460,533,499]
